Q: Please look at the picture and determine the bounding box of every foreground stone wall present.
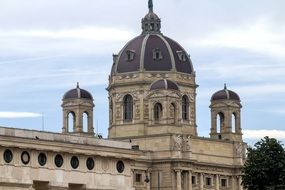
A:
[0,127,139,190]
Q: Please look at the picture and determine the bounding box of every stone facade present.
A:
[0,1,246,190]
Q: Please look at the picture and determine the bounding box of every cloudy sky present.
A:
[0,0,284,145]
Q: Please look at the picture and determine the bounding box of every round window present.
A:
[70,156,79,169]
[86,157,94,170]
[38,153,47,166]
[21,151,30,165]
[3,149,13,163]
[54,154,63,168]
[116,160,124,173]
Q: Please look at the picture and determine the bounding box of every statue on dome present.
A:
[148,0,153,12]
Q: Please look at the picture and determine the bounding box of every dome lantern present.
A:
[142,0,161,34]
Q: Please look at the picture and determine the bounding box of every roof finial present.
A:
[148,0,153,12]
[224,83,227,90]
[76,82,79,88]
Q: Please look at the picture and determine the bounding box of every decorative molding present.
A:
[172,135,191,151]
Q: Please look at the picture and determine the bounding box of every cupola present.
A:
[210,84,242,142]
[141,0,161,34]
[62,83,95,136]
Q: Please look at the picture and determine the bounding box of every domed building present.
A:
[108,0,197,138]
[0,1,246,190]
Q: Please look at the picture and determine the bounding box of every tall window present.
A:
[123,95,133,121]
[182,95,189,120]
[232,112,237,133]
[83,112,88,132]
[217,112,225,133]
[154,103,162,121]
[67,112,75,132]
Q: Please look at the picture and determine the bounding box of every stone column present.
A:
[146,171,151,190]
[238,176,243,190]
[210,112,217,134]
[215,175,219,190]
[177,170,182,190]
[199,173,204,190]
[172,170,176,190]
[235,114,240,133]
[87,110,94,134]
[188,171,192,190]
[62,111,68,133]
[232,176,236,190]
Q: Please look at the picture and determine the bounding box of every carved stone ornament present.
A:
[135,104,140,119]
[172,135,191,151]
[235,143,244,158]
[144,104,149,119]
[188,94,195,102]
[173,135,183,150]
[147,91,180,99]
[116,94,123,101]
[116,106,121,119]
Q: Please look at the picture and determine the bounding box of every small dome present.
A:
[150,79,179,91]
[211,84,240,101]
[63,83,93,100]
[143,11,159,20]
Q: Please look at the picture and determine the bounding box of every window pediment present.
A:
[152,48,163,60]
[176,50,187,62]
[125,50,136,61]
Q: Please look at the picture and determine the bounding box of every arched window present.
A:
[232,113,237,133]
[216,112,225,133]
[182,95,189,120]
[123,95,133,121]
[83,112,88,132]
[67,112,75,132]
[154,103,163,121]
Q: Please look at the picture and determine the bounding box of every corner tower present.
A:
[108,0,197,139]
[210,84,242,141]
[62,83,95,136]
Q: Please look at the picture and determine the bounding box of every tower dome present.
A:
[111,0,194,75]
[211,84,240,101]
[63,83,93,100]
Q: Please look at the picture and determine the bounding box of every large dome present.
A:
[111,1,194,75]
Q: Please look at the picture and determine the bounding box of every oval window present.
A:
[38,153,47,166]
[21,151,30,165]
[86,157,94,170]
[70,156,79,169]
[116,160,125,173]
[54,154,64,168]
[3,149,13,163]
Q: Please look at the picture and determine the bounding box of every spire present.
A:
[224,83,227,90]
[142,0,161,34]
[148,0,153,12]
[76,82,80,88]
